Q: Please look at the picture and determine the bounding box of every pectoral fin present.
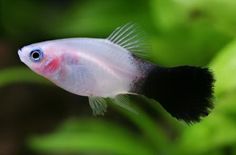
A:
[88,96,107,115]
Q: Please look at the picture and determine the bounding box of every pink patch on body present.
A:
[43,58,60,74]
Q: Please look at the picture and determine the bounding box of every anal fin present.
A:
[112,95,138,114]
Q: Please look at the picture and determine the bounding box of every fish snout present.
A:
[17,47,26,63]
[18,47,23,55]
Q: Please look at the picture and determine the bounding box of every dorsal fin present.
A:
[107,23,148,58]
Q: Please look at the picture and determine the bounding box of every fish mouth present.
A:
[18,47,22,54]
[17,49,22,57]
[17,48,24,62]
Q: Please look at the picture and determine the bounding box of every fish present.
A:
[18,23,214,123]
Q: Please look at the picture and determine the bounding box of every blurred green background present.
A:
[1,0,236,155]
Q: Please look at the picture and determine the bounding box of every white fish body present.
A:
[44,38,142,97]
[18,24,149,99]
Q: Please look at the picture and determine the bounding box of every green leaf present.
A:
[0,67,48,87]
[150,0,231,66]
[108,97,175,154]
[199,0,236,36]
[177,92,236,155]
[47,0,150,37]
[210,39,236,96]
[29,119,156,155]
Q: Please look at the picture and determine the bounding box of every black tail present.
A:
[140,66,214,123]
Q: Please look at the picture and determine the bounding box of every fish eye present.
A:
[29,49,44,62]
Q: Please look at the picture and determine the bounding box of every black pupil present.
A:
[32,52,40,59]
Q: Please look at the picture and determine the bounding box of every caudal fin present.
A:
[140,66,214,123]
